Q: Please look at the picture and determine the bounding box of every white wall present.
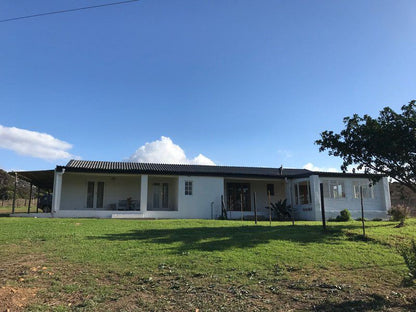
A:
[175,176,224,219]
[60,173,141,210]
[318,177,388,220]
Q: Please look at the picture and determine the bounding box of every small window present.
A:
[353,182,374,199]
[185,181,193,195]
[266,184,275,196]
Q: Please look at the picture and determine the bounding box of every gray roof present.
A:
[59,160,311,179]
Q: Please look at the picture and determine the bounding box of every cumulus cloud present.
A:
[0,125,75,161]
[128,136,215,165]
[303,162,338,172]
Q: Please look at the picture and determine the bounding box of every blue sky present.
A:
[0,0,415,171]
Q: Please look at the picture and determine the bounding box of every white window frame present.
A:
[323,180,346,199]
[353,181,374,199]
[185,181,193,196]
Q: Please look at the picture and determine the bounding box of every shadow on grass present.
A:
[88,223,378,253]
[314,293,416,312]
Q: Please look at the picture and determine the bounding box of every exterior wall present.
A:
[318,176,389,220]
[52,172,391,220]
[175,176,224,219]
[60,173,141,210]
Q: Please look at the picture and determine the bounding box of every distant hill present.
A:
[0,169,31,200]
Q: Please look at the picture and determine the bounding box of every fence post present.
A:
[360,186,366,238]
[320,183,326,231]
[240,192,243,223]
[12,173,17,214]
[253,192,257,225]
[268,190,271,226]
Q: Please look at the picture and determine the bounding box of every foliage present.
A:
[0,169,33,199]
[388,205,411,222]
[397,239,416,279]
[316,100,416,191]
[268,199,292,221]
[329,209,351,222]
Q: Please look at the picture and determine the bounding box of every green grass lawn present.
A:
[0,218,415,311]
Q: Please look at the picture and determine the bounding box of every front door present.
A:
[226,182,251,211]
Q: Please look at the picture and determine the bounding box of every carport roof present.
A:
[9,170,54,190]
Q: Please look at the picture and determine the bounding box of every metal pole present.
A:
[240,191,243,223]
[268,190,271,226]
[360,186,365,238]
[12,173,17,214]
[254,192,257,225]
[320,183,326,231]
[36,188,40,213]
[27,183,33,213]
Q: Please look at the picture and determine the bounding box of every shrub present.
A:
[335,209,351,222]
[372,218,383,221]
[267,199,292,221]
[388,205,410,222]
[397,239,416,279]
[355,217,367,221]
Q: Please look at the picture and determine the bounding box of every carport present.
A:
[8,170,54,214]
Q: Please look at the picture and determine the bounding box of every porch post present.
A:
[380,177,391,216]
[140,175,148,212]
[52,169,64,214]
[309,175,322,221]
[12,173,17,214]
[27,183,33,213]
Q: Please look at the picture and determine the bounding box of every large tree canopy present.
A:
[316,100,416,192]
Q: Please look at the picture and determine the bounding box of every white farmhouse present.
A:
[13,160,391,220]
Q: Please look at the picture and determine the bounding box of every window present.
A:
[294,181,311,205]
[185,181,193,195]
[87,181,94,208]
[323,180,345,199]
[353,182,374,199]
[152,183,169,209]
[266,184,275,196]
[96,182,104,208]
[226,182,251,211]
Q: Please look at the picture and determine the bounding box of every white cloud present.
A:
[303,162,338,172]
[277,149,293,160]
[0,125,75,161]
[128,136,215,165]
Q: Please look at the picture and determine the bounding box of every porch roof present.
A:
[58,160,311,179]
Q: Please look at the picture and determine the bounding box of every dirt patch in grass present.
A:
[1,258,416,311]
[0,286,38,311]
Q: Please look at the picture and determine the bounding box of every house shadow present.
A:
[87,223,375,254]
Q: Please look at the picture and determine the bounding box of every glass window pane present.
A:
[97,182,104,208]
[87,181,94,208]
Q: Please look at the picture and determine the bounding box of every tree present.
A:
[316,100,416,192]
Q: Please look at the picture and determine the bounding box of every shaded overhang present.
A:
[9,170,55,190]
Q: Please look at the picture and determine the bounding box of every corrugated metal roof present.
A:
[9,170,54,190]
[60,160,311,178]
